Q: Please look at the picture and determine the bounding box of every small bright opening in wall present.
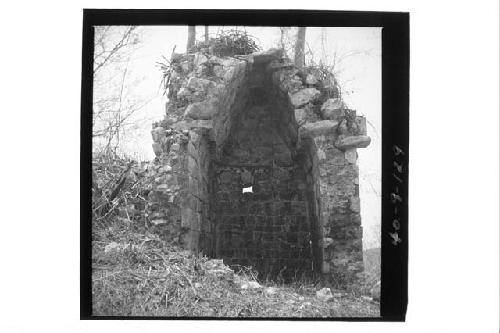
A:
[242,186,253,193]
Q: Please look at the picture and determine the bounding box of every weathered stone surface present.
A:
[184,100,218,120]
[316,288,334,301]
[213,65,225,78]
[177,87,190,97]
[337,119,349,135]
[104,242,121,253]
[160,165,172,173]
[301,120,339,137]
[264,287,277,296]
[350,197,361,213]
[323,237,334,248]
[172,120,214,131]
[294,108,307,125]
[204,259,233,277]
[290,88,320,107]
[186,77,214,92]
[240,281,262,289]
[178,62,189,73]
[266,59,295,72]
[193,53,208,67]
[336,135,371,150]
[345,149,357,164]
[218,57,240,68]
[306,74,318,85]
[151,127,166,142]
[317,148,326,161]
[152,143,162,156]
[355,116,367,135]
[320,98,344,120]
[223,67,236,81]
[151,219,168,226]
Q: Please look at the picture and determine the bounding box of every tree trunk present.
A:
[187,26,196,51]
[204,26,209,43]
[294,27,306,68]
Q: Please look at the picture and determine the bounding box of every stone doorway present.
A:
[149,49,369,284]
[207,65,322,280]
[212,163,314,280]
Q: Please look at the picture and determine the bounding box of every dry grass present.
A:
[92,216,379,317]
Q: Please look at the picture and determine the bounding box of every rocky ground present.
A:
[92,216,379,317]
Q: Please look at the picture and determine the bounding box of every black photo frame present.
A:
[81,9,409,321]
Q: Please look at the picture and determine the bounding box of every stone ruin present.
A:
[147,48,371,284]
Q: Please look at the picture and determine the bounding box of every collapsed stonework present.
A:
[147,48,370,283]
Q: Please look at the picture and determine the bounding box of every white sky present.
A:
[99,26,381,249]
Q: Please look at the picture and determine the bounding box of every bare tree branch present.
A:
[93,26,137,75]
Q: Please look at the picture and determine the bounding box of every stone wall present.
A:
[212,164,312,279]
[148,48,371,285]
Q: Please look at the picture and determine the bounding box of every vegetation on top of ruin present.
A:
[192,28,262,57]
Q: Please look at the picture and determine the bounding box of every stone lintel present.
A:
[300,120,339,138]
[336,135,371,150]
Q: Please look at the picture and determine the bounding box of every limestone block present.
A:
[184,100,218,120]
[290,88,320,108]
[249,48,283,64]
[223,67,236,81]
[336,135,371,150]
[240,281,262,289]
[212,65,224,78]
[323,237,334,248]
[219,57,241,67]
[301,120,339,137]
[350,197,361,213]
[316,288,333,301]
[152,143,162,156]
[266,59,294,72]
[193,53,208,67]
[177,87,190,98]
[345,149,357,164]
[172,120,214,131]
[317,148,326,161]
[180,61,190,73]
[294,108,307,125]
[188,130,200,143]
[156,184,170,191]
[337,119,349,135]
[151,127,166,142]
[306,73,318,85]
[151,219,168,226]
[320,98,344,120]
[170,142,180,152]
[186,77,214,92]
[160,165,172,173]
[355,116,367,135]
